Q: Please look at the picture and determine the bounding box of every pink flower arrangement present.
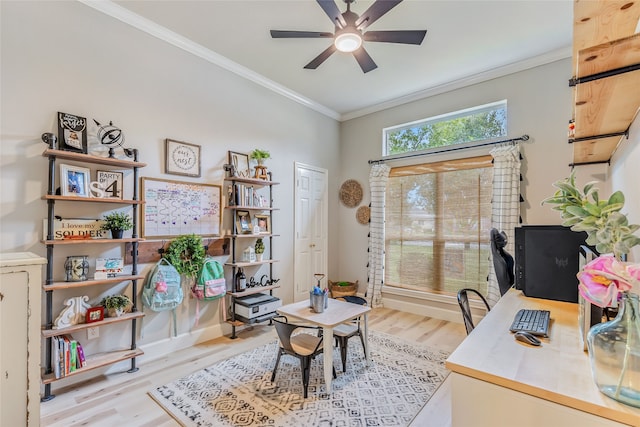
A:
[578,255,640,307]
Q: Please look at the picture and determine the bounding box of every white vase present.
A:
[256,253,263,262]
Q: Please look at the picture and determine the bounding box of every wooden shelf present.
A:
[42,195,143,204]
[42,348,144,384]
[42,311,144,338]
[225,176,279,186]
[228,284,280,298]
[225,206,279,211]
[42,237,144,245]
[225,259,279,268]
[43,274,145,291]
[42,149,147,168]
[571,1,640,165]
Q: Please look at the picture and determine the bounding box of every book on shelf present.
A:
[68,336,77,373]
[76,341,86,368]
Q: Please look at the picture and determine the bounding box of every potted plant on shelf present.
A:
[100,294,132,317]
[100,211,133,239]
[255,238,265,261]
[250,149,270,165]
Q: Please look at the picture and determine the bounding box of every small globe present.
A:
[96,121,124,158]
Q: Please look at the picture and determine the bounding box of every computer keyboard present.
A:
[509,309,550,337]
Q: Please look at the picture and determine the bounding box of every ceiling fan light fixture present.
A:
[334,31,362,52]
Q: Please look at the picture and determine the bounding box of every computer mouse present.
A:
[514,331,541,346]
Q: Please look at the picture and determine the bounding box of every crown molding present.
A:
[340,46,572,121]
[78,0,341,121]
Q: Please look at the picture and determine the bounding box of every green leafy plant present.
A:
[250,149,271,160]
[164,234,206,278]
[100,211,133,231]
[255,238,265,254]
[100,294,131,310]
[541,171,640,258]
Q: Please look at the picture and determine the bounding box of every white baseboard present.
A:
[382,296,463,323]
[139,323,226,364]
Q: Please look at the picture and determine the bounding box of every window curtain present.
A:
[487,143,521,305]
[367,163,390,308]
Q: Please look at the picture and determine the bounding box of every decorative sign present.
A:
[95,257,124,279]
[43,218,108,240]
[96,170,124,199]
[57,112,87,154]
[141,177,221,238]
[165,139,201,177]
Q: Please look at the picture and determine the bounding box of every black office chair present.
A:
[271,315,336,398]
[490,228,515,296]
[332,295,367,373]
[457,288,491,335]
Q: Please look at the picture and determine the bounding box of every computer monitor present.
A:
[578,245,603,351]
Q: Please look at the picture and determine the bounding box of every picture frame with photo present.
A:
[228,151,250,178]
[60,164,91,197]
[235,210,252,234]
[254,214,271,234]
[57,112,88,154]
[96,170,124,199]
[165,139,201,177]
[85,306,104,323]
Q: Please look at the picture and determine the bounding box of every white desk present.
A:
[446,289,640,426]
[277,298,370,391]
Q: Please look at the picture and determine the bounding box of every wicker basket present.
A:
[329,280,359,298]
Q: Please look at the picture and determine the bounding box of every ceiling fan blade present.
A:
[270,30,333,39]
[355,0,403,30]
[316,0,347,28]
[353,47,378,73]
[304,45,337,70]
[363,30,427,45]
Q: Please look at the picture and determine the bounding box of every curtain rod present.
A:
[368,135,529,165]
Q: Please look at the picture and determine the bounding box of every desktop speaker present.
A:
[514,225,588,303]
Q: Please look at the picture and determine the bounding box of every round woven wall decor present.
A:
[356,206,370,225]
[339,179,363,208]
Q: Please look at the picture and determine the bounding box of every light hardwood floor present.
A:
[40,307,467,427]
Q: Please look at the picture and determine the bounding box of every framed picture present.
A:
[165,139,201,177]
[85,306,104,323]
[228,151,250,178]
[235,210,252,234]
[60,164,91,197]
[96,170,124,199]
[57,112,88,154]
[254,214,271,234]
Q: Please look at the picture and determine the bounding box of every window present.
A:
[385,156,493,295]
[383,101,507,156]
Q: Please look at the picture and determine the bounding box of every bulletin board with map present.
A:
[141,177,221,239]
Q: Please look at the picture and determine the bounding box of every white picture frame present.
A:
[60,164,90,197]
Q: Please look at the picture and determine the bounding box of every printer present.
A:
[234,293,281,323]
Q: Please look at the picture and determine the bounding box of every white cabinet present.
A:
[0,252,46,426]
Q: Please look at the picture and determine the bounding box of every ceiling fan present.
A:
[270,0,427,73]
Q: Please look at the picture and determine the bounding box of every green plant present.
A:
[100,211,133,231]
[255,238,265,254]
[541,171,640,258]
[164,234,206,278]
[250,149,271,160]
[100,294,131,310]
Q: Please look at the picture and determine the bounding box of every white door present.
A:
[294,163,328,302]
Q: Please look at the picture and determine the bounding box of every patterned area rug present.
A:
[149,330,450,427]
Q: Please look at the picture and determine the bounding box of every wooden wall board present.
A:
[125,237,230,264]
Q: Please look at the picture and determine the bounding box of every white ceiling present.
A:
[99,0,573,120]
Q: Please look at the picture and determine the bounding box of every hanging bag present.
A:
[141,258,183,336]
[191,257,226,327]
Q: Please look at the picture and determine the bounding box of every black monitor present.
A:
[514,225,588,303]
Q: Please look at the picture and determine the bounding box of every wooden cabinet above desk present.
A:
[446,289,640,426]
